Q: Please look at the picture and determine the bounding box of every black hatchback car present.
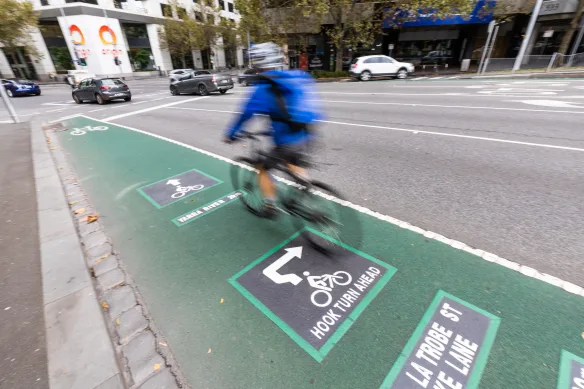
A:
[237,68,259,86]
[72,78,131,105]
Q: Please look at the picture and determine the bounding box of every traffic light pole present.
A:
[512,0,544,71]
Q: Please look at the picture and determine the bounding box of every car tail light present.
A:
[100,85,110,90]
[122,84,128,89]
[212,76,216,83]
[351,64,358,69]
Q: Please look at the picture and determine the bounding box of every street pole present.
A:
[478,21,495,74]
[512,0,544,72]
[482,24,499,74]
[247,30,251,68]
[0,86,20,123]
[567,16,584,66]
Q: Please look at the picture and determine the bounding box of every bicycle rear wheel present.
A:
[289,181,361,255]
[230,157,264,217]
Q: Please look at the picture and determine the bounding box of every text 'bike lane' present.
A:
[54,116,584,389]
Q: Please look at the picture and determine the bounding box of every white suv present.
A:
[349,55,415,81]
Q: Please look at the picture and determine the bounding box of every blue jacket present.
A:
[226,70,322,146]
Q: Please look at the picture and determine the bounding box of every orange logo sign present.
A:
[99,25,117,45]
[69,25,85,45]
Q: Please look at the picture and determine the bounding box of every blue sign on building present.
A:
[383,0,494,28]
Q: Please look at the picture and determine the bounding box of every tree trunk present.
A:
[335,43,344,72]
[558,4,584,54]
[181,55,186,68]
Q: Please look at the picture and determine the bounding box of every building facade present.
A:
[0,0,244,80]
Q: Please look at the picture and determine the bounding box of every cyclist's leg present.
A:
[258,166,276,199]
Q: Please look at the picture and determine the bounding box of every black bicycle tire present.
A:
[230,157,264,217]
[291,180,362,255]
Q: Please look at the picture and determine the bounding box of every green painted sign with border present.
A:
[229,228,396,362]
[557,350,584,389]
[380,290,500,388]
[172,190,245,226]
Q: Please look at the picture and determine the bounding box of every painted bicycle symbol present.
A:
[70,126,108,136]
[171,185,205,199]
[303,271,352,307]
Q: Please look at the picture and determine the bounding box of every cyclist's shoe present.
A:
[261,202,279,220]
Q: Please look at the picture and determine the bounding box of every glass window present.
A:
[196,71,210,75]
[379,57,393,63]
[219,0,225,9]
[161,3,171,16]
[228,2,234,12]
[100,79,124,86]
[195,11,203,21]
[363,57,378,64]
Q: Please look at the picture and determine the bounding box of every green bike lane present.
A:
[55,115,584,389]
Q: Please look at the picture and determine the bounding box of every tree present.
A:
[49,47,74,70]
[0,0,40,58]
[158,2,199,68]
[558,1,584,55]
[132,49,152,70]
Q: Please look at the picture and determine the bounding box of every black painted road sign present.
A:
[381,291,500,389]
[229,228,396,362]
[558,350,584,389]
[137,169,221,208]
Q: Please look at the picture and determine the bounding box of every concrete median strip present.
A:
[35,122,183,389]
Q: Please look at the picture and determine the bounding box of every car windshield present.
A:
[351,58,360,64]
[101,79,125,86]
[16,80,33,83]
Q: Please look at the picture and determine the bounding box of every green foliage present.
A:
[0,0,40,57]
[49,47,73,70]
[311,70,349,78]
[132,49,152,70]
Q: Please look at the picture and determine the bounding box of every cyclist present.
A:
[224,42,322,218]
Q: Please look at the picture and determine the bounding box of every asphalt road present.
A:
[3,77,583,286]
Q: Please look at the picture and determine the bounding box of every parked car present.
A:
[421,51,452,65]
[72,78,131,105]
[1,79,41,97]
[66,70,96,87]
[170,70,233,96]
[169,68,194,83]
[237,68,259,86]
[349,55,415,81]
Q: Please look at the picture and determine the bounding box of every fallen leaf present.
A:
[220,298,224,304]
[159,342,168,347]
[115,318,120,326]
[49,147,56,150]
[96,254,109,264]
[73,207,85,215]
[69,201,77,206]
[207,348,212,354]
[101,301,109,310]
[153,364,161,371]
[87,214,99,223]
[582,332,584,340]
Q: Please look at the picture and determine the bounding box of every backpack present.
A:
[256,73,309,133]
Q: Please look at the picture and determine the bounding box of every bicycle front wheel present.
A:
[290,181,362,255]
[230,157,264,217]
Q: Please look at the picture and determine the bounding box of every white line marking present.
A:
[313,91,584,98]
[45,108,66,113]
[130,101,149,105]
[411,77,428,81]
[162,106,584,152]
[67,114,584,296]
[167,106,242,114]
[320,119,584,152]
[49,113,81,123]
[88,108,107,113]
[430,77,444,80]
[101,96,208,122]
[317,98,584,114]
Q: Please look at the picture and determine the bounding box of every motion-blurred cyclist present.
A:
[223,42,322,218]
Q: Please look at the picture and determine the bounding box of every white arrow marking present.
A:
[508,100,584,108]
[166,179,181,186]
[262,247,303,285]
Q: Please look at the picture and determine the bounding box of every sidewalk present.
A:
[0,122,49,389]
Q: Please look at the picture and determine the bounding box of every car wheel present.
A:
[35,91,41,96]
[170,85,178,96]
[198,84,208,96]
[241,79,248,87]
[124,96,131,102]
[360,71,372,81]
[6,89,14,97]
[73,94,82,104]
[96,94,106,105]
[219,90,227,95]
[396,68,408,79]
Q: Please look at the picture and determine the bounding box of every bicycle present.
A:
[304,271,352,307]
[171,184,205,199]
[230,131,361,254]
